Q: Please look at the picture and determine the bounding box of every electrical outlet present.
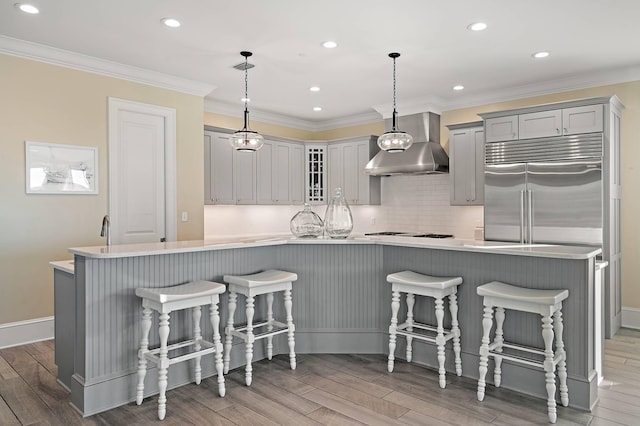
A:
[181,211,188,222]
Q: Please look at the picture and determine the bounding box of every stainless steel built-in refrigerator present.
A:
[484,133,603,245]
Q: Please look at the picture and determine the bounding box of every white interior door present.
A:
[108,98,176,244]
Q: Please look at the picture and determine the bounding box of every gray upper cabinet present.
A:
[327,136,380,205]
[232,150,256,204]
[485,115,518,142]
[204,130,234,204]
[519,109,562,139]
[256,141,274,204]
[448,122,484,205]
[290,144,305,204]
[484,104,604,143]
[257,140,305,204]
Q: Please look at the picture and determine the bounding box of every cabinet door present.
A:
[356,141,372,205]
[204,132,214,204]
[290,144,305,204]
[305,145,327,204]
[342,143,358,204]
[519,110,562,139]
[273,143,291,204]
[327,145,343,196]
[233,150,256,204]
[210,132,234,204]
[449,126,484,205]
[563,104,603,135]
[485,116,518,142]
[256,141,274,204]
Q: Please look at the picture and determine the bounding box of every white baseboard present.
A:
[0,316,54,349]
[622,306,640,330]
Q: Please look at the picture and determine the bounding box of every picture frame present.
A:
[25,141,98,194]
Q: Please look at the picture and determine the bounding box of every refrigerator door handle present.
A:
[528,189,533,244]
[520,190,525,244]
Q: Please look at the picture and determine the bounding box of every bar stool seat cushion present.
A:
[135,281,226,303]
[478,281,568,305]
[224,270,298,288]
[387,270,462,289]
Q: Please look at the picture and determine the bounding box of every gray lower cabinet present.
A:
[448,121,484,205]
[327,136,380,205]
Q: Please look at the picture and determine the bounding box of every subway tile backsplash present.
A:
[204,174,483,239]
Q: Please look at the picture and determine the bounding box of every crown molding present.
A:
[204,99,383,132]
[0,35,216,97]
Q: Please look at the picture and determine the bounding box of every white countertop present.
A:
[49,260,75,274]
[68,234,601,260]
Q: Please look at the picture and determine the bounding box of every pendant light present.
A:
[377,52,413,153]
[230,51,264,152]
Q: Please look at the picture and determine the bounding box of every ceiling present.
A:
[2,0,639,129]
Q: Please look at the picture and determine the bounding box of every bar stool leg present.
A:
[435,297,447,388]
[157,312,170,420]
[210,300,226,397]
[284,288,296,370]
[542,314,557,423]
[266,292,274,360]
[478,305,494,401]
[406,293,415,363]
[245,295,255,386]
[223,292,237,374]
[494,307,505,387]
[554,308,569,407]
[388,289,400,372]
[136,307,152,405]
[193,306,202,385]
[449,290,462,376]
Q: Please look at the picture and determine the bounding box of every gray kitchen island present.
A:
[59,236,600,416]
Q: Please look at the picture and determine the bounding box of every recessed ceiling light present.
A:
[322,41,337,49]
[453,85,465,91]
[161,18,181,28]
[532,51,550,59]
[309,86,320,92]
[467,22,487,31]
[313,107,322,111]
[15,3,39,14]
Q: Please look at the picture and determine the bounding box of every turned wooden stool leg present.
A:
[434,297,447,388]
[494,306,505,387]
[245,295,255,386]
[157,312,170,420]
[136,307,152,405]
[478,305,493,401]
[449,290,462,376]
[406,293,415,363]
[223,292,237,374]
[284,288,296,370]
[193,306,202,385]
[210,300,225,397]
[266,292,274,360]
[555,309,569,407]
[388,289,400,372]
[542,314,557,423]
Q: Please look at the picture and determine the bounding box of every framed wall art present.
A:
[25,141,98,194]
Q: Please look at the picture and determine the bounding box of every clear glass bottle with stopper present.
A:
[324,187,354,239]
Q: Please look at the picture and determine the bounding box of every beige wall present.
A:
[0,54,205,324]
[439,81,640,309]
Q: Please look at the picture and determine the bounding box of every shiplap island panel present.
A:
[62,236,600,416]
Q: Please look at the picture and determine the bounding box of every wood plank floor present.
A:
[0,329,639,425]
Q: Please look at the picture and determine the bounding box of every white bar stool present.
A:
[476,281,569,423]
[223,269,298,386]
[387,270,463,388]
[135,281,226,421]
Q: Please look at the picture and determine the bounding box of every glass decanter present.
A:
[290,203,324,238]
[324,187,353,239]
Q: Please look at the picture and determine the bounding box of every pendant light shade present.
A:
[377,52,413,153]
[230,51,264,152]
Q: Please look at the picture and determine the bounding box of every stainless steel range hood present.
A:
[364,112,449,175]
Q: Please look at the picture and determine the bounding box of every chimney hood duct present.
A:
[365,112,449,175]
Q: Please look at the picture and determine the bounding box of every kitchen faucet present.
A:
[100,215,111,246]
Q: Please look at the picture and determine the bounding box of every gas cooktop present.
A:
[364,232,454,239]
